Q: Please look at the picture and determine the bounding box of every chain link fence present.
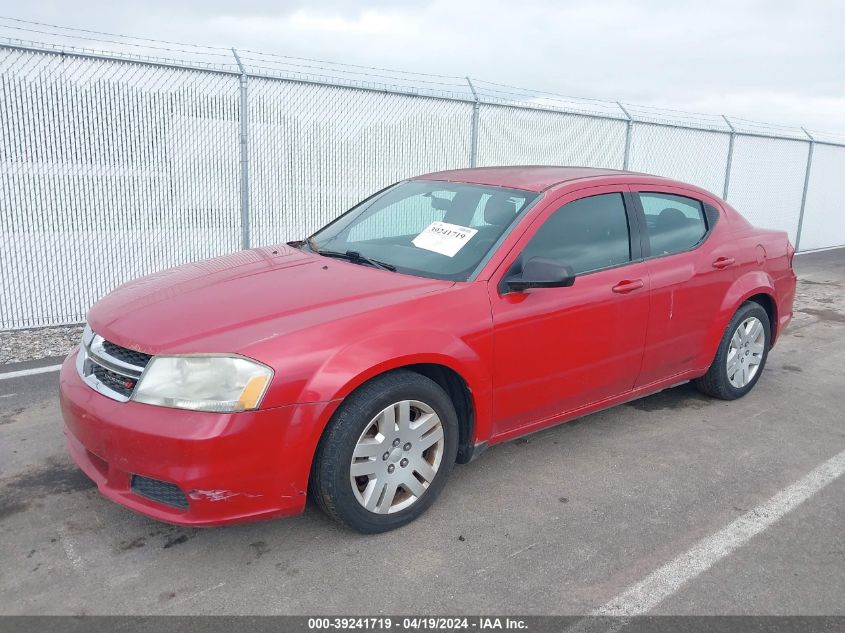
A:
[2,31,845,330]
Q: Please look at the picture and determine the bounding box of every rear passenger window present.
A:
[638,193,707,256]
[520,193,631,275]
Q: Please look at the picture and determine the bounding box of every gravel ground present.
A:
[0,324,84,365]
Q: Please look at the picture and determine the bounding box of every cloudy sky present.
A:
[1,0,843,135]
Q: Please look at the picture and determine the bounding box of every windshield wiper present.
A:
[311,246,396,272]
[299,237,396,272]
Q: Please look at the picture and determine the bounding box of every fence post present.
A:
[617,102,633,170]
[232,48,251,250]
[795,127,815,251]
[721,115,736,200]
[465,76,480,167]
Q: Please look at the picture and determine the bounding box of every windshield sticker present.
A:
[412,221,478,258]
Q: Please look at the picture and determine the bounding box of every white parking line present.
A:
[592,449,845,617]
[0,364,63,380]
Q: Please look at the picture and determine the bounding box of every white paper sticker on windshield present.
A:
[412,221,478,258]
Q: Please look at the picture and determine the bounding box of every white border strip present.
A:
[592,449,845,617]
[0,364,63,380]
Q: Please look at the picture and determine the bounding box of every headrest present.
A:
[657,207,687,229]
[484,194,517,226]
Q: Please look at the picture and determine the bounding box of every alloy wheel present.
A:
[727,316,765,388]
[349,400,445,514]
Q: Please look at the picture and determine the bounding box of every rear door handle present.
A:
[712,256,735,269]
[612,279,644,294]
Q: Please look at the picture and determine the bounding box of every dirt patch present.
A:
[250,541,270,559]
[161,528,199,549]
[0,458,94,522]
[798,308,845,324]
[163,534,189,549]
[798,279,840,287]
[245,540,271,565]
[116,536,147,552]
[0,407,25,425]
[0,500,29,521]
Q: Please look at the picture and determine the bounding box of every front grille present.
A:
[77,326,149,402]
[131,475,189,510]
[91,363,137,398]
[102,340,152,368]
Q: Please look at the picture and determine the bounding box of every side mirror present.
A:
[505,257,575,292]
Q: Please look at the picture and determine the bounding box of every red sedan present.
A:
[59,166,797,533]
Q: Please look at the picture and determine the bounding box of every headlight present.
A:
[133,355,273,412]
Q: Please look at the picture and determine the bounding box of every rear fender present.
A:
[697,271,777,370]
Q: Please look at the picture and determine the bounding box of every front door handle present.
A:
[612,279,645,294]
[712,256,735,269]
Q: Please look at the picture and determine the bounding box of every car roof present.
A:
[414,165,661,193]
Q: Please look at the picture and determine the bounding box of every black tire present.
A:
[309,369,459,533]
[694,301,771,400]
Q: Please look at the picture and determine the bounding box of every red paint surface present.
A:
[61,168,797,525]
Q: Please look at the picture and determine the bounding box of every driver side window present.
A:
[520,193,632,275]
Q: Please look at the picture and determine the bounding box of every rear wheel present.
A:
[310,370,459,533]
[694,301,770,400]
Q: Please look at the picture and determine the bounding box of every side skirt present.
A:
[487,369,706,446]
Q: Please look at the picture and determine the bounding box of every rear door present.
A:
[630,186,737,386]
[488,186,650,437]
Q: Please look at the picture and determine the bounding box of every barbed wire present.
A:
[236,54,470,89]
[472,78,624,106]
[0,15,231,50]
[0,37,238,72]
[0,22,233,59]
[0,16,472,80]
[236,48,467,81]
[0,14,841,140]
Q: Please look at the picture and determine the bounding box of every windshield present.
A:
[307,180,538,281]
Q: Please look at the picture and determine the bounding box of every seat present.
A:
[442,190,483,227]
[483,194,518,227]
[656,207,688,231]
[651,207,701,254]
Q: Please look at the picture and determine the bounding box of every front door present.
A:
[488,188,650,437]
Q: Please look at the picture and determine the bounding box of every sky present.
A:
[1,0,843,136]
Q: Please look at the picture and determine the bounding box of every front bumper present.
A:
[59,351,338,526]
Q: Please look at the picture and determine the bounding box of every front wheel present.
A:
[694,301,771,400]
[309,370,459,533]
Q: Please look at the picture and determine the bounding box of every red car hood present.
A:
[88,245,452,355]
